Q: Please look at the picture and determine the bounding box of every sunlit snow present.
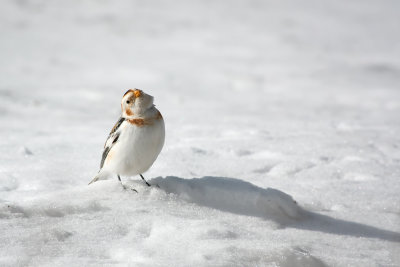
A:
[1,0,399,266]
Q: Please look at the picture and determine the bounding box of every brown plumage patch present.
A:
[123,89,135,97]
[156,111,163,120]
[127,118,150,127]
[133,89,141,98]
[125,108,133,116]
[123,88,142,98]
[126,110,162,127]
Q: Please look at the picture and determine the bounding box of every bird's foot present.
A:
[122,184,138,193]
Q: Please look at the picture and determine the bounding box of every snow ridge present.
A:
[152,176,301,223]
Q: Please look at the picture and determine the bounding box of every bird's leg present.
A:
[118,174,137,192]
[140,174,151,187]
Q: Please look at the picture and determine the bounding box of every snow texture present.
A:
[152,176,301,221]
[1,0,400,266]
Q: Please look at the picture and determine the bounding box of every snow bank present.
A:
[1,178,397,266]
[0,185,113,219]
[151,176,301,223]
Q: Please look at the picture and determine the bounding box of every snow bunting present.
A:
[89,89,165,187]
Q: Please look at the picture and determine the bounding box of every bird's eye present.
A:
[126,100,130,104]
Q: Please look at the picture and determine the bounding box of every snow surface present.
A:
[1,0,400,266]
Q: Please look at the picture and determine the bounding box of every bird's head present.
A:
[121,89,154,117]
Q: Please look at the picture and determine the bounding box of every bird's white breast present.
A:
[104,113,165,176]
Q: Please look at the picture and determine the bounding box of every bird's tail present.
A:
[88,170,110,185]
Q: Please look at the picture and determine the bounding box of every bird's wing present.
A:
[100,117,125,169]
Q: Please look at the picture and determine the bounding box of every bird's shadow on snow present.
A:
[150,176,400,243]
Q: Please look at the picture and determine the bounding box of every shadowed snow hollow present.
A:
[151,176,301,222]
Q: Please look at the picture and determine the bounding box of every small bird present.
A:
[89,89,165,188]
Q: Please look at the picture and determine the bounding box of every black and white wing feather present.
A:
[100,117,125,169]
[88,117,125,185]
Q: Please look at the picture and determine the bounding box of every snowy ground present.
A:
[1,0,400,266]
